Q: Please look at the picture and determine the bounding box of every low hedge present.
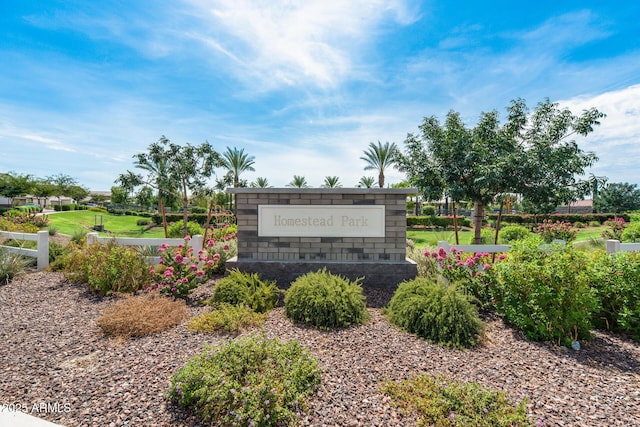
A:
[487,213,631,225]
[407,215,471,228]
[151,212,236,227]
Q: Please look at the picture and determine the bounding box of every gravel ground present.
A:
[1,272,639,427]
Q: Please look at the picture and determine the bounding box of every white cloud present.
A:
[184,0,418,90]
[560,84,640,183]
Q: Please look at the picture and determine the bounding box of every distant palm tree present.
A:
[287,175,310,188]
[360,141,399,188]
[250,177,272,188]
[357,176,376,188]
[321,176,342,188]
[221,147,255,188]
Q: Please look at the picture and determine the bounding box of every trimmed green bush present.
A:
[498,225,531,243]
[284,268,369,329]
[208,269,280,313]
[136,219,150,226]
[407,216,472,228]
[188,303,266,334]
[167,221,204,238]
[168,334,321,426]
[382,374,531,426]
[385,278,483,348]
[492,238,597,345]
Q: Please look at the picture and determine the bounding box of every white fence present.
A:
[86,232,203,264]
[606,239,640,254]
[0,230,49,270]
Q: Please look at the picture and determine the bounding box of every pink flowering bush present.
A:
[148,236,221,297]
[533,220,576,243]
[601,217,627,241]
[3,210,49,228]
[423,247,503,308]
[204,225,238,274]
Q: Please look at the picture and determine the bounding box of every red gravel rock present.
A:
[0,272,639,426]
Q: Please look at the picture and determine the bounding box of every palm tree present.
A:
[321,176,342,188]
[250,177,272,188]
[360,141,399,188]
[357,176,375,188]
[221,147,255,188]
[286,175,310,188]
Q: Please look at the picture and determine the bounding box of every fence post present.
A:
[36,230,49,271]
[191,234,204,251]
[606,239,620,254]
[437,241,451,251]
[86,232,98,246]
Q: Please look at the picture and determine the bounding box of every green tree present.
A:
[47,173,79,208]
[110,186,129,205]
[400,98,604,244]
[120,136,222,238]
[360,141,399,188]
[0,172,33,206]
[357,176,375,188]
[67,185,90,204]
[221,147,255,188]
[136,186,154,210]
[594,182,640,213]
[31,179,55,207]
[287,175,310,188]
[250,177,271,188]
[321,176,342,188]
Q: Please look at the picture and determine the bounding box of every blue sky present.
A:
[1,0,639,192]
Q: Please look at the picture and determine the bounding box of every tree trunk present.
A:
[452,201,459,245]
[159,197,168,238]
[378,171,384,188]
[492,201,504,262]
[182,178,189,238]
[473,200,484,244]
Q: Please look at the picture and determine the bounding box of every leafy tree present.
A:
[31,179,55,207]
[220,147,255,188]
[110,186,129,205]
[119,136,222,238]
[67,185,90,204]
[47,173,79,207]
[321,176,342,188]
[594,182,640,214]
[360,141,399,188]
[136,186,154,210]
[0,172,33,206]
[400,99,604,244]
[357,176,375,188]
[287,175,310,188]
[250,177,272,188]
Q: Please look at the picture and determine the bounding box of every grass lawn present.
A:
[47,211,166,238]
[407,225,607,248]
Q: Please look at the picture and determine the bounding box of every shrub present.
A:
[71,229,88,244]
[48,226,57,236]
[588,251,640,341]
[621,222,640,243]
[385,278,483,348]
[423,246,500,308]
[589,220,601,227]
[422,205,436,216]
[2,210,49,228]
[0,218,39,233]
[284,268,369,329]
[573,221,586,228]
[208,269,280,313]
[533,220,577,243]
[168,334,321,426]
[407,216,472,228]
[48,241,67,263]
[61,242,151,294]
[478,227,496,244]
[381,374,531,427]
[136,219,150,226]
[97,293,187,338]
[492,239,598,345]
[167,221,204,238]
[601,217,627,241]
[498,225,531,243]
[407,245,439,280]
[188,304,266,334]
[88,207,108,213]
[148,237,221,297]
[0,247,30,285]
